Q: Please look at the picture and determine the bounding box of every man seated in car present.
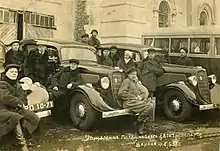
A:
[118,67,155,135]
[98,49,114,67]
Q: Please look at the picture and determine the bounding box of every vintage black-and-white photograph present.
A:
[0,0,220,150]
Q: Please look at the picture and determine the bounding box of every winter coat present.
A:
[24,50,49,83]
[88,37,101,49]
[176,56,194,66]
[50,67,83,90]
[109,53,120,67]
[99,56,114,67]
[117,58,136,71]
[0,80,40,137]
[137,58,164,92]
[4,49,25,67]
[118,78,154,122]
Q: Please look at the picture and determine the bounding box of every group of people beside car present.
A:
[0,32,197,149]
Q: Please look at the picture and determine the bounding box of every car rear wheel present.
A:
[70,93,97,131]
[163,90,193,122]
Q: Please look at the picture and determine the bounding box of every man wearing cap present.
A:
[0,64,40,151]
[48,59,83,116]
[117,50,135,71]
[109,45,120,67]
[176,48,194,66]
[118,67,155,135]
[88,29,101,49]
[98,49,114,67]
[4,40,25,74]
[81,33,89,44]
[137,48,164,97]
[25,44,49,84]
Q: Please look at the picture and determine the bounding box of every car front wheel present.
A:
[163,90,193,122]
[70,93,97,131]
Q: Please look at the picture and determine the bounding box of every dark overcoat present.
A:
[99,56,114,67]
[117,58,136,71]
[176,56,194,66]
[0,81,40,137]
[49,67,84,98]
[24,50,49,83]
[4,49,25,67]
[137,58,164,92]
[88,37,101,49]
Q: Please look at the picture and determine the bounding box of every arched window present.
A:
[199,10,208,26]
[158,1,170,28]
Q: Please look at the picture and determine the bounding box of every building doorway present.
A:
[17,13,24,40]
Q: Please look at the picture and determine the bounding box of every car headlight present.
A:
[208,74,217,84]
[188,75,197,86]
[100,77,110,89]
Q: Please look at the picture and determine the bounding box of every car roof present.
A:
[20,38,96,51]
[100,43,163,52]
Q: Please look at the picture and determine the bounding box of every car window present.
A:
[190,38,210,54]
[144,38,154,47]
[61,47,97,62]
[154,38,169,51]
[171,38,188,53]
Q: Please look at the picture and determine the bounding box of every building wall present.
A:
[0,0,75,43]
[88,0,220,44]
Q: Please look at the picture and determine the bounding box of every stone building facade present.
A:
[86,0,220,44]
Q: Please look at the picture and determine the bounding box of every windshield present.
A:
[61,47,97,62]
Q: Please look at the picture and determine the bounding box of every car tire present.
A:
[70,93,97,131]
[163,90,193,122]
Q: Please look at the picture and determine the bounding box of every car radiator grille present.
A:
[197,70,210,103]
[111,72,123,97]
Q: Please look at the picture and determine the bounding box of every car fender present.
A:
[162,82,198,105]
[71,85,115,112]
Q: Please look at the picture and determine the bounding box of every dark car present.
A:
[100,43,220,122]
[18,39,141,131]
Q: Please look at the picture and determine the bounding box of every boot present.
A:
[137,122,146,135]
[15,123,29,151]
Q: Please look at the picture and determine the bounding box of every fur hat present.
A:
[4,64,20,73]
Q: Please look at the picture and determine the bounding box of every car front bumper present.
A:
[199,104,219,111]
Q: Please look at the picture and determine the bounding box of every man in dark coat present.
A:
[137,48,164,97]
[0,64,40,151]
[109,45,120,67]
[118,67,155,135]
[99,49,114,67]
[48,59,84,117]
[81,33,89,44]
[88,29,101,49]
[25,44,49,84]
[176,48,194,66]
[117,50,135,71]
[4,40,25,68]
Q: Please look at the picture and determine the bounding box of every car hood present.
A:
[61,61,121,75]
[162,63,204,74]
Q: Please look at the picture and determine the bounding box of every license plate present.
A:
[23,101,54,111]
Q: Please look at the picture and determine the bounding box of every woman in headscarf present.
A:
[117,50,136,71]
[0,64,40,151]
